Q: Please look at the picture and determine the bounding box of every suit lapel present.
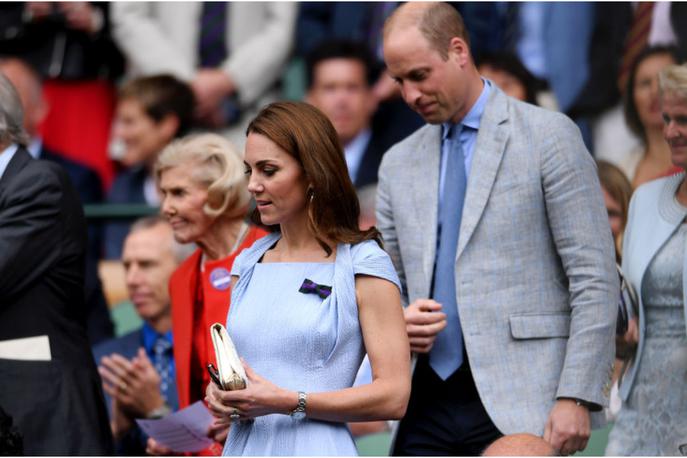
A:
[354,133,383,189]
[0,147,31,193]
[456,89,509,261]
[410,126,441,290]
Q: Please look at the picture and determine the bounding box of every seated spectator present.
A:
[104,74,195,259]
[597,160,633,263]
[0,56,114,345]
[306,40,389,190]
[110,2,296,150]
[477,51,542,105]
[618,46,681,187]
[0,58,104,203]
[95,216,192,454]
[296,3,423,149]
[482,434,556,456]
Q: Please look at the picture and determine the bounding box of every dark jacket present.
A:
[0,147,113,454]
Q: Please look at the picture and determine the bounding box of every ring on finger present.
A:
[119,381,128,392]
[230,408,240,421]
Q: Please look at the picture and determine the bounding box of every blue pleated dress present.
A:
[221,233,401,456]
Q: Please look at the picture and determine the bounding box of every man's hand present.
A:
[110,396,134,440]
[192,69,235,122]
[59,2,101,34]
[404,299,447,353]
[98,349,166,418]
[24,3,53,21]
[146,437,177,456]
[543,399,591,455]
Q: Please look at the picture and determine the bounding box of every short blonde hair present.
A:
[659,63,687,99]
[155,133,250,219]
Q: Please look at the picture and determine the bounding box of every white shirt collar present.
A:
[343,128,372,183]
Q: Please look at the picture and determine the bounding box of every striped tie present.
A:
[617,2,655,92]
[198,2,228,68]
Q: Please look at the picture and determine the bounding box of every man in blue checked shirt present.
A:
[94,216,192,455]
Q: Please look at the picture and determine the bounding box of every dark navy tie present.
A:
[198,2,228,68]
[429,124,467,380]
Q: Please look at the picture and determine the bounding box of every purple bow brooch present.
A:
[299,278,332,299]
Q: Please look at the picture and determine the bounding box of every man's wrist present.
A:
[557,397,592,410]
[146,404,172,419]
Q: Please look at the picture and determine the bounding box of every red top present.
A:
[169,225,267,410]
[659,165,683,179]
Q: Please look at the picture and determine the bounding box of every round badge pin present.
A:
[210,267,232,291]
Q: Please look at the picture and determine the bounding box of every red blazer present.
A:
[169,225,267,409]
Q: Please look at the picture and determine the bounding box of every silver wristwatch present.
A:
[290,391,307,419]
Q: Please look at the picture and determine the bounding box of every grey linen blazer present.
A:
[376,86,618,435]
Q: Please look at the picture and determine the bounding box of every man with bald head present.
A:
[377,2,617,455]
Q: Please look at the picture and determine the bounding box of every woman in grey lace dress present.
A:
[606,64,687,455]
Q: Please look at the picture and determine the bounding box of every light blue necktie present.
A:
[429,124,467,380]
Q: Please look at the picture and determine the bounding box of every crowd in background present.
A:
[0,1,686,456]
[0,1,684,264]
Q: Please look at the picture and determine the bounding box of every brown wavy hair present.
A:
[246,101,382,256]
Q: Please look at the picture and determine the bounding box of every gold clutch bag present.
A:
[209,323,247,391]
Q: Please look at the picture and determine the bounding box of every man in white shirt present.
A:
[306,40,389,190]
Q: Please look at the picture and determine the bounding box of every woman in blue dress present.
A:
[205,101,411,456]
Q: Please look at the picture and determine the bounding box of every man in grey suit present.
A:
[377,3,618,455]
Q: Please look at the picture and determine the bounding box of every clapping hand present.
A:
[99,348,166,419]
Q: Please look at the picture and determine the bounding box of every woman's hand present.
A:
[205,360,296,420]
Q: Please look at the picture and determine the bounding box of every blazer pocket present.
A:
[509,312,571,339]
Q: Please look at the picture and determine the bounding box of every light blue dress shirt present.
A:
[439,79,491,208]
[0,143,19,180]
[140,322,175,377]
